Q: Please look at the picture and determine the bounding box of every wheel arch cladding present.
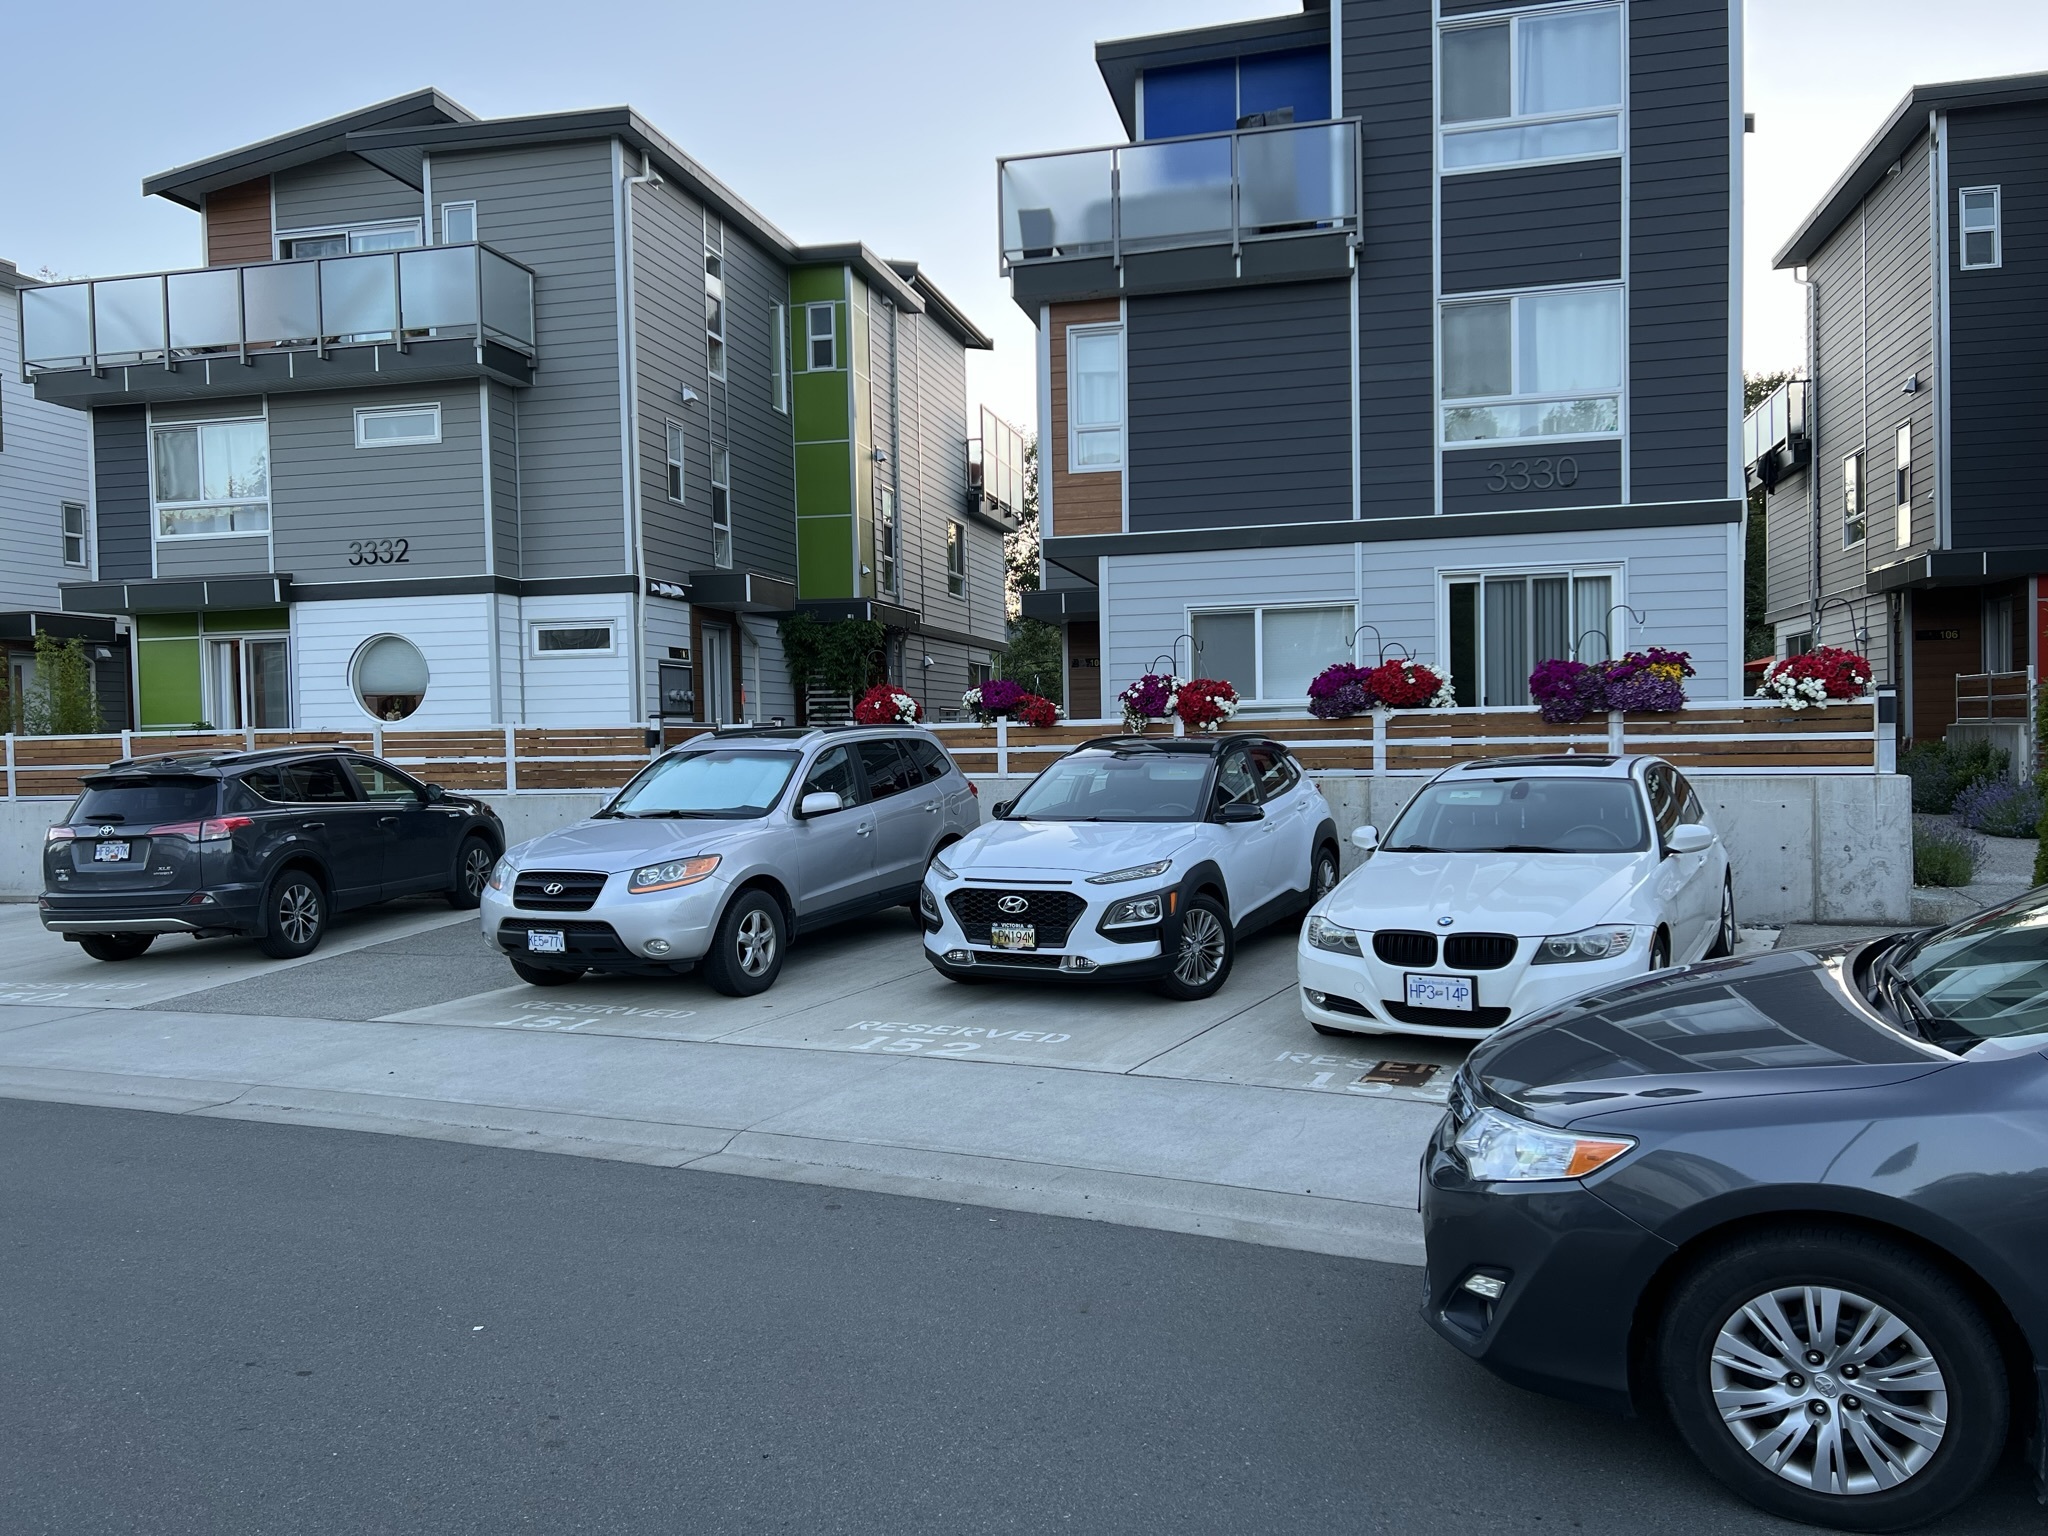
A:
[1179,860,1228,912]
[729,873,794,927]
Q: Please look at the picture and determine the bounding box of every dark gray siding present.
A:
[1761,466,1811,626]
[629,176,712,584]
[431,141,626,579]
[1947,102,2048,549]
[1442,442,1622,516]
[488,381,521,577]
[1126,281,1352,532]
[1628,0,1734,504]
[721,221,796,582]
[1344,0,1433,519]
[271,155,422,234]
[91,407,151,580]
[1441,161,1622,294]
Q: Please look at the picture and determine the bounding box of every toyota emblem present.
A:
[997,895,1030,915]
[98,825,117,837]
[543,881,566,897]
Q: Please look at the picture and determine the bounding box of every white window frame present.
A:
[439,201,477,245]
[1438,2,1625,176]
[1186,601,1359,704]
[804,303,837,372]
[204,632,292,730]
[273,218,424,258]
[528,621,618,659]
[946,521,966,597]
[1440,563,1624,707]
[705,224,727,382]
[149,416,271,541]
[1842,451,1865,549]
[1066,321,1126,473]
[877,488,898,597]
[1439,281,1625,446]
[665,419,685,503]
[1959,185,2002,271]
[711,446,732,569]
[771,304,790,413]
[60,501,88,567]
[1895,421,1913,547]
[354,403,442,449]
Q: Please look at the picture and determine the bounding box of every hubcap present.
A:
[1710,1283,1949,1496]
[1314,854,1338,899]
[1721,887,1736,948]
[463,846,492,895]
[736,909,778,977]
[278,883,321,946]
[1174,908,1226,987]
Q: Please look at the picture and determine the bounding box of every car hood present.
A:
[951,818,1197,879]
[1464,945,1952,1128]
[508,815,764,874]
[1326,851,1646,935]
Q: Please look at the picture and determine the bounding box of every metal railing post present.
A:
[85,281,98,376]
[1372,708,1387,778]
[161,278,173,372]
[1607,709,1625,755]
[3,732,14,800]
[1230,131,1242,261]
[505,724,518,792]
[996,718,1009,778]
[1110,153,1122,270]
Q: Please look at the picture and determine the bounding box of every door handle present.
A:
[379,815,400,826]
[923,802,941,814]
[855,822,873,837]
[301,821,325,830]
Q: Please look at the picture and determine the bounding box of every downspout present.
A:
[619,150,662,727]
[1796,264,1820,636]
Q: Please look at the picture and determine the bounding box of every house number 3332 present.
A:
[347,539,410,565]
[1484,457,1580,493]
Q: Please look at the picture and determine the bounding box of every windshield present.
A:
[72,779,219,826]
[604,750,798,819]
[1007,749,1213,823]
[1893,888,2048,1047]
[1384,776,1649,854]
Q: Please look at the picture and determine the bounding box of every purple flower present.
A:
[1528,658,1604,724]
[1600,667,1686,713]
[1307,663,1378,718]
[976,678,1028,715]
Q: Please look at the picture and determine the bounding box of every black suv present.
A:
[40,748,504,961]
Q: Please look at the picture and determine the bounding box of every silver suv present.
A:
[480,725,978,995]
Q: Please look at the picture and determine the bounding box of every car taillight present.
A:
[151,817,255,843]
[967,781,979,798]
[47,826,76,842]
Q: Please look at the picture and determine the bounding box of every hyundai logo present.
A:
[543,881,566,897]
[997,895,1030,915]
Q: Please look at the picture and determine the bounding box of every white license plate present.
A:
[989,922,1037,951]
[93,841,132,863]
[1405,973,1476,1012]
[526,929,567,954]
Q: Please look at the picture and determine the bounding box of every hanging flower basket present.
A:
[1599,648,1694,713]
[1174,677,1240,733]
[1367,659,1455,710]
[1529,658,1604,724]
[1307,662,1379,720]
[1117,672,1182,733]
[962,678,1031,723]
[1758,647,1871,710]
[853,684,923,726]
[1014,693,1062,730]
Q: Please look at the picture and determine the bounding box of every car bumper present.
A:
[480,877,725,969]
[1420,1105,1674,1416]
[39,888,263,936]
[919,875,1172,983]
[1296,930,1649,1039]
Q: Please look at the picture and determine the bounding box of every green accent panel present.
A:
[138,635,203,728]
[793,369,850,444]
[200,608,289,633]
[794,442,853,519]
[797,517,854,597]
[136,613,199,640]
[788,267,847,304]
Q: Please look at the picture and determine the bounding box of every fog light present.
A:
[1462,1273,1507,1301]
[1305,988,1328,1007]
[946,949,973,965]
[1060,955,1097,973]
[645,938,672,956]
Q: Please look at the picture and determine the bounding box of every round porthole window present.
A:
[351,634,430,722]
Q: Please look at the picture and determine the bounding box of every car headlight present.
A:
[1531,925,1638,964]
[930,851,958,881]
[628,855,722,893]
[1102,893,1164,928]
[1454,1106,1635,1181]
[1087,859,1172,885]
[486,855,517,892]
[918,885,942,924]
[1306,915,1363,956]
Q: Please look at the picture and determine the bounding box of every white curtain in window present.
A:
[1572,575,1613,663]
[1519,289,1622,395]
[205,421,270,501]
[1071,332,1122,426]
[1482,578,1529,706]
[1191,612,1256,691]
[1519,7,1621,116]
[1443,301,1512,399]
[1262,607,1355,700]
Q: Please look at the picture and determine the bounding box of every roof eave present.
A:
[1093,7,1331,139]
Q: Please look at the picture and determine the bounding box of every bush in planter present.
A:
[1175,678,1240,732]
[1914,821,1980,887]
[1952,776,2042,838]
[1758,646,1872,709]
[1117,672,1180,732]
[1901,737,2009,814]
[1307,662,1377,719]
[1367,659,1454,710]
[853,684,922,726]
[1529,658,1604,724]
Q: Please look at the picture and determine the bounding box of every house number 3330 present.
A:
[1484,457,1580,493]
[347,539,410,565]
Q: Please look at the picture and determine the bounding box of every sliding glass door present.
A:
[1446,571,1613,707]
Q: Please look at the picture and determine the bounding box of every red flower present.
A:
[1015,693,1060,729]
[853,684,922,725]
[1366,659,1450,709]
[1174,677,1239,731]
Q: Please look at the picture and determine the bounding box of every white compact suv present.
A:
[921,734,1339,1000]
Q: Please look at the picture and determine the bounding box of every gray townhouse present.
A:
[13,90,1016,732]
[1008,0,1743,716]
[0,258,126,728]
[1748,70,2048,747]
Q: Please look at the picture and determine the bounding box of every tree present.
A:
[22,632,103,735]
[1743,370,1798,663]
[1002,437,1041,615]
[997,435,1063,705]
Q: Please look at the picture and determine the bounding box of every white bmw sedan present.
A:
[1299,755,1734,1040]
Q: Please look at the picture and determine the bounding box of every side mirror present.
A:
[798,790,845,818]
[1666,823,1715,856]
[1350,824,1379,852]
[989,799,1013,820]
[422,782,446,803]
[1217,801,1265,824]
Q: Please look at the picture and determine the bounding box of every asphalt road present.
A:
[5,1100,2042,1536]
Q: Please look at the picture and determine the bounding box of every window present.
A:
[1842,452,1865,547]
[347,758,426,802]
[151,418,269,538]
[1249,744,1299,801]
[705,224,726,380]
[1960,187,2002,270]
[1067,324,1125,470]
[946,521,966,596]
[274,759,358,804]
[1445,569,1615,706]
[61,502,87,567]
[801,745,859,806]
[1895,422,1913,547]
[351,634,429,721]
[877,490,898,597]
[1215,748,1260,808]
[1442,285,1623,443]
[354,404,441,448]
[665,419,685,502]
[440,202,477,245]
[771,304,790,413]
[1190,604,1355,701]
[204,635,290,729]
[278,220,422,258]
[856,739,916,801]
[905,738,953,786]
[1440,5,1623,172]
[1984,592,2016,674]
[531,623,615,656]
[711,446,732,568]
[805,303,837,371]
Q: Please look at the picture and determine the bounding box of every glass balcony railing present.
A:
[1742,378,1810,471]
[19,243,536,374]
[998,119,1360,269]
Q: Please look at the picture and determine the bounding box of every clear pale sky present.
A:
[5,1,2045,428]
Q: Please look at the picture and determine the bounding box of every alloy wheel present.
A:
[1174,907,1227,986]
[1718,885,1737,954]
[1709,1283,1949,1496]
[736,909,778,977]
[462,844,493,897]
[278,882,322,946]
[1313,850,1339,900]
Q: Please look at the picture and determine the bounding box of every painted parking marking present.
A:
[0,979,151,1006]
[479,1001,699,1033]
[1272,1050,1452,1103]
[836,1020,1074,1056]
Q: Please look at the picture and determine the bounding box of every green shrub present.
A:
[1914,822,1980,888]
[21,632,103,735]
[1953,778,2044,838]
[1901,736,2009,813]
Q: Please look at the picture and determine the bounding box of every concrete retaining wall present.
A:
[0,775,1911,924]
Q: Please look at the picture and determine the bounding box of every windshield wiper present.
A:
[1872,947,1940,1045]
[617,809,728,819]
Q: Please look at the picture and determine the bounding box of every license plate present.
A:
[1405,973,1475,1012]
[526,929,567,954]
[93,841,132,863]
[989,922,1037,951]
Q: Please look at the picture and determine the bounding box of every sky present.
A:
[4,0,2047,428]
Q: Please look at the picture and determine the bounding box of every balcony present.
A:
[997,119,1361,306]
[19,244,537,408]
[965,406,1027,532]
[1742,378,1810,492]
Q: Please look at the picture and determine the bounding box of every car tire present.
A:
[254,868,327,959]
[510,959,584,986]
[1657,1227,2007,1532]
[1649,929,1672,973]
[77,933,155,963]
[1307,842,1341,910]
[1706,876,1737,959]
[1154,893,1233,1002]
[703,890,785,997]
[446,835,496,911]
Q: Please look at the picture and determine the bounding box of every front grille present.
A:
[497,918,630,960]
[968,951,1067,970]
[514,870,607,912]
[1373,930,1438,967]
[1382,1000,1513,1031]
[947,887,1087,947]
[1443,933,1519,971]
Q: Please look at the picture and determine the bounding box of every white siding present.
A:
[290,594,498,729]
[517,592,637,724]
[0,291,91,606]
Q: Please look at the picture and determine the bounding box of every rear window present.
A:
[72,779,218,826]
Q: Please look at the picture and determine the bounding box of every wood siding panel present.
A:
[203,178,272,266]
[1048,299,1122,536]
